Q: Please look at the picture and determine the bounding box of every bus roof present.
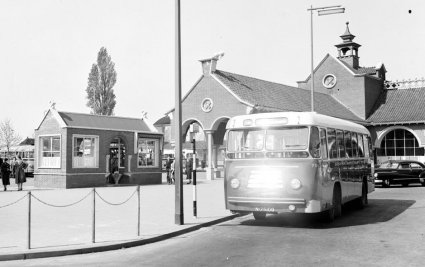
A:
[226,112,370,135]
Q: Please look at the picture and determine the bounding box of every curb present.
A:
[0,214,240,262]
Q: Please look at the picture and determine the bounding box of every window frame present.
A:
[137,138,160,168]
[72,134,99,169]
[38,134,62,169]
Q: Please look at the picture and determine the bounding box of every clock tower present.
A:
[335,22,361,69]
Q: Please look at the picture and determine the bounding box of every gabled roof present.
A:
[213,70,363,123]
[52,110,159,133]
[154,115,171,126]
[367,88,425,124]
[19,137,34,146]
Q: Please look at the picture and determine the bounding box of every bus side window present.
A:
[336,130,345,158]
[363,135,370,158]
[309,126,320,158]
[358,134,365,157]
[351,132,359,157]
[319,128,328,159]
[344,131,352,158]
[327,128,337,159]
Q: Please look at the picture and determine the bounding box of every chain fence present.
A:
[0,185,141,250]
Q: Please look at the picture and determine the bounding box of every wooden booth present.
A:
[34,108,163,188]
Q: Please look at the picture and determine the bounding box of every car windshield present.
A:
[379,162,399,169]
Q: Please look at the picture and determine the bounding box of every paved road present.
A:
[4,184,425,267]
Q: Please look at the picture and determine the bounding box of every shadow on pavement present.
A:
[230,198,415,229]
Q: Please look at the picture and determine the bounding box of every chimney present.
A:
[199,52,224,76]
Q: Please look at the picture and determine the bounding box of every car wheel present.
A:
[253,212,267,220]
[382,179,391,188]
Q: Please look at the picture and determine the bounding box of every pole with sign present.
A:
[192,139,197,218]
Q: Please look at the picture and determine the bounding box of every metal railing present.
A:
[0,186,141,249]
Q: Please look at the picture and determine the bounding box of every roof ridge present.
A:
[216,69,298,89]
[58,110,145,121]
[215,69,332,97]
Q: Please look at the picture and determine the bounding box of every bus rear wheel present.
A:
[253,212,267,220]
[356,181,368,209]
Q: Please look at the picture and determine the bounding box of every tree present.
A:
[0,119,21,152]
[86,47,117,115]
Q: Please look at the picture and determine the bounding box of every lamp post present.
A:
[174,0,184,225]
[308,5,345,112]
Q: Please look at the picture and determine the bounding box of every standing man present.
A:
[165,156,174,184]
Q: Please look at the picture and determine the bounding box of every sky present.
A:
[0,0,424,139]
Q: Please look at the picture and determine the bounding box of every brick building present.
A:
[34,108,163,188]
[155,22,425,180]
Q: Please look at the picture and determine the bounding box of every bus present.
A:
[224,112,374,221]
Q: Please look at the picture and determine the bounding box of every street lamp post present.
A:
[174,0,184,225]
[308,5,345,112]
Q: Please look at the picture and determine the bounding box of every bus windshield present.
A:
[227,126,309,152]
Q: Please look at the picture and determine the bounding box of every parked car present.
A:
[374,160,425,187]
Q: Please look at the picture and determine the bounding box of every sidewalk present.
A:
[0,172,238,261]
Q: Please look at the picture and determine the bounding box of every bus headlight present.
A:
[230,178,240,189]
[290,179,302,190]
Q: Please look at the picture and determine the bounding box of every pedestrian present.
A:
[1,158,11,191]
[170,160,175,184]
[14,156,27,191]
[165,156,174,184]
[186,157,193,184]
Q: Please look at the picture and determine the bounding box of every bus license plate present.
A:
[255,207,275,212]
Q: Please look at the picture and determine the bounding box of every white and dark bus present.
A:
[224,112,374,221]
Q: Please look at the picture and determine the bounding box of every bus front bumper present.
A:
[227,197,323,213]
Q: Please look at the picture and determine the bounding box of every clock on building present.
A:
[201,98,213,112]
[322,74,337,89]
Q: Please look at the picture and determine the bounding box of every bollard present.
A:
[92,188,96,243]
[28,191,31,250]
[137,185,141,236]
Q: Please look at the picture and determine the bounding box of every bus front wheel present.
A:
[324,186,341,222]
[253,212,267,220]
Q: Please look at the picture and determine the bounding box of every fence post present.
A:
[137,185,140,236]
[92,187,96,243]
[27,191,31,250]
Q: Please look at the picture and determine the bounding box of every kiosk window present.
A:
[39,135,61,168]
[138,138,159,167]
[73,135,99,168]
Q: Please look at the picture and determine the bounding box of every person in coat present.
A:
[14,156,28,191]
[1,158,11,191]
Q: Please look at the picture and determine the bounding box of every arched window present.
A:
[377,129,424,156]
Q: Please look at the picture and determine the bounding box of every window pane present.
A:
[42,138,51,151]
[395,139,404,148]
[309,127,320,158]
[138,138,158,167]
[395,129,404,139]
[320,128,328,159]
[415,147,424,156]
[74,138,83,157]
[327,129,337,159]
[52,137,60,151]
[405,148,414,156]
[358,135,364,157]
[336,130,345,158]
[344,131,352,157]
